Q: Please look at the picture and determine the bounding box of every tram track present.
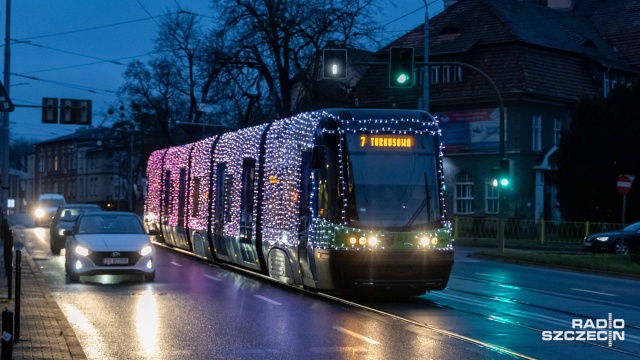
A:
[158,242,640,359]
[424,288,640,359]
[157,242,537,359]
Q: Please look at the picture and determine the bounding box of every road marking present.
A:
[204,274,223,281]
[170,261,183,267]
[570,288,617,297]
[332,326,380,344]
[254,295,281,305]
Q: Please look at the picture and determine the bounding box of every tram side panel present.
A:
[187,136,217,259]
[260,116,319,287]
[145,149,168,239]
[161,144,193,251]
[209,126,267,272]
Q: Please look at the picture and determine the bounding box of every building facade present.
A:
[350,0,640,221]
[32,128,137,211]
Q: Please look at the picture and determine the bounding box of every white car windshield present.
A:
[78,214,145,234]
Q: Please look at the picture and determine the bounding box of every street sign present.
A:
[617,174,634,195]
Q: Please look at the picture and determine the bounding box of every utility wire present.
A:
[10,73,117,95]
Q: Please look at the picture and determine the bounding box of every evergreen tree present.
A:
[556,84,640,222]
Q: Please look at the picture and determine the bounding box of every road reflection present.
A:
[136,288,159,357]
[62,304,105,360]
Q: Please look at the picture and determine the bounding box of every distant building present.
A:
[350,0,640,221]
[32,127,138,211]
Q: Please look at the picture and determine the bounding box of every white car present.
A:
[64,211,157,283]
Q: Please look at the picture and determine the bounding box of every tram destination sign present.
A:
[359,135,414,149]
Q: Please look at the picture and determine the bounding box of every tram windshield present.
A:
[345,133,441,229]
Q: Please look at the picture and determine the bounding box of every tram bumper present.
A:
[313,248,454,294]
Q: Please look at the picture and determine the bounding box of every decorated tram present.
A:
[144,108,454,296]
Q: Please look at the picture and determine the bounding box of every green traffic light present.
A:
[499,178,509,187]
[396,73,409,84]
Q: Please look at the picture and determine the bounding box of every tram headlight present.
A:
[431,237,438,245]
[359,237,367,245]
[368,236,378,246]
[420,236,430,246]
[349,237,357,244]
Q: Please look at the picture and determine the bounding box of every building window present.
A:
[485,181,499,214]
[604,70,634,98]
[430,64,463,84]
[532,115,542,151]
[553,118,562,146]
[430,66,440,84]
[454,172,474,214]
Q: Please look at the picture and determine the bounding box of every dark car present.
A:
[50,204,102,255]
[583,222,640,255]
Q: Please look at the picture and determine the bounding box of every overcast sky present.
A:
[1,0,442,142]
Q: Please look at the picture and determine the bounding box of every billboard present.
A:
[434,108,506,153]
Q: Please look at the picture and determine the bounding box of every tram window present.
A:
[240,158,256,238]
[192,177,200,217]
[178,168,187,218]
[311,145,327,169]
[224,174,234,223]
[214,163,227,224]
[164,170,171,214]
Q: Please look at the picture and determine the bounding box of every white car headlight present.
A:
[595,236,609,241]
[35,208,45,218]
[140,245,153,256]
[75,246,90,257]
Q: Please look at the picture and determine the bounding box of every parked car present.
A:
[64,211,157,283]
[34,194,66,227]
[583,222,640,255]
[49,204,102,255]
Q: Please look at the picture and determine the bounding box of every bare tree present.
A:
[214,0,380,118]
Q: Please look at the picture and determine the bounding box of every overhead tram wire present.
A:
[18,51,160,75]
[11,39,126,66]
[2,13,180,43]
[10,73,117,96]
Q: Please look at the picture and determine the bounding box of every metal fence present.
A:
[451,217,622,244]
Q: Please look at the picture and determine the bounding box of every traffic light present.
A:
[322,49,347,79]
[389,47,414,88]
[490,167,500,187]
[499,158,513,188]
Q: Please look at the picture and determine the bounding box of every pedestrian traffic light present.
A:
[322,49,347,79]
[499,158,513,188]
[389,47,414,88]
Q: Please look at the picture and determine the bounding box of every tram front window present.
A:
[345,134,441,229]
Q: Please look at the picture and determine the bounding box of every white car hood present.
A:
[74,234,152,252]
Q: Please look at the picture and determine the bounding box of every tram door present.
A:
[297,151,315,285]
[238,158,259,269]
[213,163,230,259]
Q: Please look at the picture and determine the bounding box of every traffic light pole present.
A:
[417,61,507,252]
[1,0,11,222]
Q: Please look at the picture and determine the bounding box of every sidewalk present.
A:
[0,240,86,359]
